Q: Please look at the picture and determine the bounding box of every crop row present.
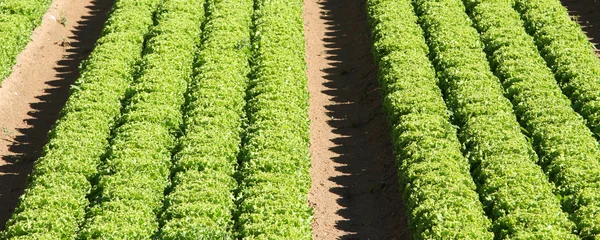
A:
[76,0,205,238]
[157,0,253,238]
[466,0,600,238]
[413,0,578,238]
[235,0,313,238]
[366,0,492,238]
[513,0,600,138]
[0,0,51,81]
[3,0,316,238]
[2,0,161,238]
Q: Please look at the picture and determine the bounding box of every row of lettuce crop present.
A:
[77,0,205,238]
[2,0,161,238]
[3,0,315,238]
[465,0,600,238]
[411,0,578,238]
[235,0,313,238]
[513,0,600,138]
[13,0,600,238]
[366,0,493,238]
[157,0,253,238]
[0,0,51,82]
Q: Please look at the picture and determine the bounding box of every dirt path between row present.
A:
[561,0,600,56]
[0,0,113,229]
[303,0,410,239]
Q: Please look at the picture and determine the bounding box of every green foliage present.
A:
[157,0,253,238]
[1,0,161,238]
[512,0,600,140]
[366,0,493,239]
[76,0,205,238]
[234,0,312,238]
[413,0,578,238]
[0,0,51,82]
[469,0,600,238]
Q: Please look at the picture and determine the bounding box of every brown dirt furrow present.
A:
[0,0,113,229]
[304,0,410,239]
[561,0,600,56]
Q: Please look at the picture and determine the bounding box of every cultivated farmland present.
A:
[0,0,599,239]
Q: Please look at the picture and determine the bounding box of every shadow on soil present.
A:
[561,0,600,55]
[0,0,114,229]
[318,0,410,239]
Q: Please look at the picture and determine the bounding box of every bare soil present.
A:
[0,0,113,229]
[561,0,600,56]
[304,0,410,239]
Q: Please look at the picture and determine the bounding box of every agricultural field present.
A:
[0,0,599,239]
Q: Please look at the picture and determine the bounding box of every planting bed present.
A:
[0,0,599,239]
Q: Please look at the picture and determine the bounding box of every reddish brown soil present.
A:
[0,0,113,229]
[561,0,600,56]
[304,0,410,239]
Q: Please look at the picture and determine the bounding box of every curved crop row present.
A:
[157,0,253,238]
[2,0,161,238]
[0,0,51,81]
[366,0,492,238]
[465,0,600,238]
[512,0,600,137]
[234,0,313,238]
[77,0,205,238]
[412,0,577,238]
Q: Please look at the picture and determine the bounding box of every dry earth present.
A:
[304,0,410,239]
[561,0,600,56]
